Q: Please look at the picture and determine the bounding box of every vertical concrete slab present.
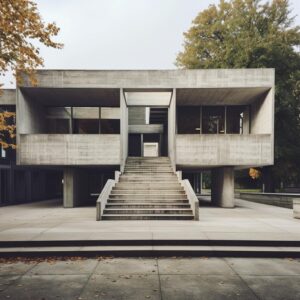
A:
[211,167,234,208]
[168,89,176,171]
[63,168,89,208]
[120,89,128,172]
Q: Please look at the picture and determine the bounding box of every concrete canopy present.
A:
[20,87,120,107]
[176,87,270,106]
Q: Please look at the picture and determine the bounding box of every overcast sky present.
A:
[2,0,300,88]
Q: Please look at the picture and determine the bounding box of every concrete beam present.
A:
[19,69,275,89]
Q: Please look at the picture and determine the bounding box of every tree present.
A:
[0,0,62,148]
[176,0,300,190]
[0,109,15,149]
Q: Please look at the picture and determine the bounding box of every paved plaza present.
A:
[0,198,299,243]
[0,256,300,299]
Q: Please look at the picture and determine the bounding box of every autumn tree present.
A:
[0,0,62,148]
[176,0,300,190]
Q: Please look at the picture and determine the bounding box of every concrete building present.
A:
[2,69,274,219]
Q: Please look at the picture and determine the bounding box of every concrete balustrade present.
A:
[19,134,121,165]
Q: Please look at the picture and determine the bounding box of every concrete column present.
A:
[63,168,89,208]
[211,167,234,208]
[168,88,176,171]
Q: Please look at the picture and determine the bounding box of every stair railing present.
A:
[176,171,200,221]
[96,171,121,221]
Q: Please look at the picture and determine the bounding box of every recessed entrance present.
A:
[128,105,168,157]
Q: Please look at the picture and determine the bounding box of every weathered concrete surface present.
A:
[0,89,16,105]
[19,69,275,89]
[0,198,299,242]
[63,168,89,208]
[168,89,176,171]
[19,134,121,165]
[211,167,235,208]
[176,134,273,167]
[294,199,300,219]
[1,257,300,300]
[238,192,300,209]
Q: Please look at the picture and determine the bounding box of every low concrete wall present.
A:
[237,192,300,209]
[19,134,121,165]
[293,199,300,219]
[176,134,272,167]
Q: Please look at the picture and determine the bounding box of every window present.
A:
[73,107,100,134]
[177,106,200,134]
[46,107,72,133]
[202,106,225,134]
[226,106,245,134]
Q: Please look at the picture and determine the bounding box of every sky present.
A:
[2,0,300,88]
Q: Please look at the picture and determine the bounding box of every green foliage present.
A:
[176,0,300,186]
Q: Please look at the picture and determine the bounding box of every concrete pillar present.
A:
[63,168,88,208]
[211,167,234,208]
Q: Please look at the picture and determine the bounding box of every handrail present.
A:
[96,171,121,221]
[176,171,199,221]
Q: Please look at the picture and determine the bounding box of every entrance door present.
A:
[128,134,142,157]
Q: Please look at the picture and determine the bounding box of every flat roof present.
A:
[18,69,275,89]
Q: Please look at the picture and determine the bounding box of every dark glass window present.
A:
[100,119,120,134]
[73,107,100,134]
[46,107,71,134]
[226,106,244,134]
[202,106,225,134]
[177,106,200,134]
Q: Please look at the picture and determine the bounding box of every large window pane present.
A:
[177,106,200,134]
[226,106,245,134]
[100,119,120,134]
[46,107,71,134]
[73,107,99,134]
[202,106,225,134]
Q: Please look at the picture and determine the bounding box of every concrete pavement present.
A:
[0,257,300,299]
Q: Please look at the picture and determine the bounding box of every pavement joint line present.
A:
[78,258,101,299]
[156,258,163,300]
[224,258,261,299]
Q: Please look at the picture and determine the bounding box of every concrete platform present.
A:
[0,198,299,256]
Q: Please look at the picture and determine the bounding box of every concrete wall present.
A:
[19,134,120,165]
[120,89,128,171]
[168,89,176,171]
[251,89,274,135]
[237,192,300,209]
[0,89,16,105]
[19,69,274,89]
[128,124,163,134]
[16,89,46,134]
[176,134,272,167]
[128,107,146,125]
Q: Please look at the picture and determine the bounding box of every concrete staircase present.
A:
[102,157,194,220]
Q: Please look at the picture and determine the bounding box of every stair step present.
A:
[109,195,188,199]
[105,204,191,208]
[107,199,189,203]
[101,214,194,220]
[104,209,193,215]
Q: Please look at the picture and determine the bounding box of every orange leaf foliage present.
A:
[249,168,261,180]
[0,0,63,87]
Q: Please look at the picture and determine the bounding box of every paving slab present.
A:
[226,258,300,275]
[0,276,20,293]
[158,258,235,275]
[241,275,300,300]
[95,258,158,274]
[1,275,89,300]
[79,274,160,300]
[28,259,98,275]
[160,274,257,300]
[0,262,36,275]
